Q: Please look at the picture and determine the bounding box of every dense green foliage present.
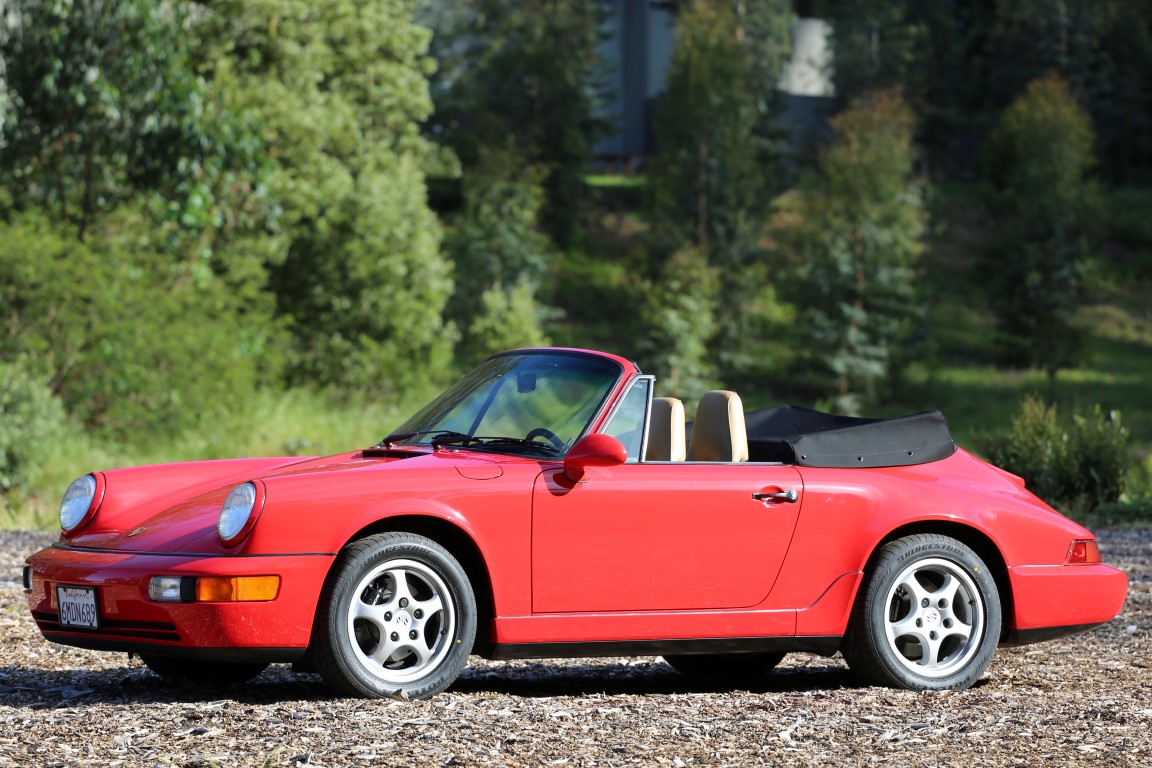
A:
[0,0,266,244]
[0,210,277,437]
[982,74,1102,376]
[445,147,553,366]
[827,0,1152,182]
[647,0,792,376]
[1,1,1149,524]
[783,90,926,413]
[638,246,720,400]
[430,0,609,245]
[981,395,1128,516]
[200,0,455,393]
[0,359,67,495]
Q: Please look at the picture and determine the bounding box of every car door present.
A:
[531,462,805,613]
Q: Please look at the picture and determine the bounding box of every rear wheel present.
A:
[138,655,269,685]
[846,534,1001,691]
[663,652,785,683]
[312,532,476,700]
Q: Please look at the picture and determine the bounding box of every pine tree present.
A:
[785,90,926,413]
[981,74,1102,378]
[647,0,792,377]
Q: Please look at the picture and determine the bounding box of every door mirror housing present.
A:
[564,434,627,482]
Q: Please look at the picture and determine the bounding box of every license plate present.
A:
[57,586,99,629]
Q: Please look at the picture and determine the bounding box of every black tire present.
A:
[139,655,269,685]
[846,534,1001,691]
[663,652,786,682]
[312,532,476,700]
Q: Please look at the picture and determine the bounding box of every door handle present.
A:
[753,489,798,503]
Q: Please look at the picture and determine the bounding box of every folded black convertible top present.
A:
[744,405,957,468]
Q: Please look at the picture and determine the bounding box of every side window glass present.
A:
[602,379,650,462]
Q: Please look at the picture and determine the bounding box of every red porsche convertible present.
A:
[23,348,1127,699]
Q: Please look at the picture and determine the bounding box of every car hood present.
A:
[62,449,510,554]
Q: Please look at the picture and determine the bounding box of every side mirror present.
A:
[563,433,627,482]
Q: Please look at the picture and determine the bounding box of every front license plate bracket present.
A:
[56,585,99,629]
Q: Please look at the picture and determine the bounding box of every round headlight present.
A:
[60,475,98,532]
[218,482,259,544]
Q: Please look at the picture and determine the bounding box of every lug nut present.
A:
[390,632,399,642]
[399,598,409,608]
[409,630,419,640]
[384,612,392,621]
[413,609,423,619]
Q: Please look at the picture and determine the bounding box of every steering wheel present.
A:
[525,427,565,452]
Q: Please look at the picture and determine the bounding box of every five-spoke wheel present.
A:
[846,534,1001,690]
[313,533,476,699]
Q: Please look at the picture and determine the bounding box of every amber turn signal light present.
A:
[194,575,281,602]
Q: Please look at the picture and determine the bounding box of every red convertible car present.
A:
[24,348,1127,699]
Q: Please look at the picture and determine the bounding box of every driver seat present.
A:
[645,397,686,461]
[687,390,749,462]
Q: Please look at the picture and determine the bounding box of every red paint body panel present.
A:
[23,347,1128,669]
[1007,564,1129,630]
[530,464,803,612]
[27,544,332,652]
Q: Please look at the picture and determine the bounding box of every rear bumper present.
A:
[1006,562,1128,642]
[24,544,334,656]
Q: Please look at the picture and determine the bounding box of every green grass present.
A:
[584,173,648,189]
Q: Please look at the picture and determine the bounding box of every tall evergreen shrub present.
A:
[784,90,926,413]
[647,0,792,378]
[982,74,1103,377]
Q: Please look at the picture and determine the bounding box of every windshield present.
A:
[382,351,623,456]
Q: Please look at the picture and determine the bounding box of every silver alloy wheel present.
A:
[882,556,985,678]
[346,558,456,685]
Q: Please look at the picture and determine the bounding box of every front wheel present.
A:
[312,532,476,700]
[846,534,1001,691]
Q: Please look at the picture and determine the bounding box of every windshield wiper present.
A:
[379,431,561,455]
[459,436,562,455]
[374,429,472,448]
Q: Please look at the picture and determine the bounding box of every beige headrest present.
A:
[687,390,748,462]
[646,397,686,461]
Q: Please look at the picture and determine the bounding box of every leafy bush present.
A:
[0,211,277,439]
[463,281,552,367]
[0,359,67,495]
[637,245,720,401]
[446,146,553,365]
[981,395,1128,517]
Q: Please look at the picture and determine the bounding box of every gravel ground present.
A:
[1,528,1148,768]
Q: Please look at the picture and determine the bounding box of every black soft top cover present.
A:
[745,405,956,468]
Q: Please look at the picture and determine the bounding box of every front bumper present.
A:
[24,543,335,660]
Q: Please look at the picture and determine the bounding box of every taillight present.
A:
[1065,539,1101,565]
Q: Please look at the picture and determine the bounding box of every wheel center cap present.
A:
[923,608,941,628]
[395,611,412,628]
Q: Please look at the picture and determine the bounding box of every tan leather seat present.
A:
[645,397,686,461]
[687,390,748,462]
